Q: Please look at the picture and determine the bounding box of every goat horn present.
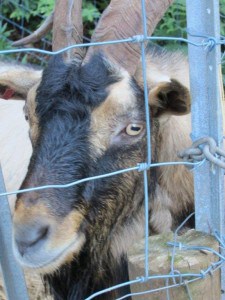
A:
[12,13,54,47]
[85,0,174,75]
[52,0,85,61]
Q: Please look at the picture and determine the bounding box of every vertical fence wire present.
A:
[140,0,151,282]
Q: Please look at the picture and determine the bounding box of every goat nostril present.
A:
[15,225,49,256]
[31,226,49,246]
[17,241,29,257]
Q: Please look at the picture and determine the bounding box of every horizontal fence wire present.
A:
[0,35,224,56]
[0,161,205,198]
[0,0,225,300]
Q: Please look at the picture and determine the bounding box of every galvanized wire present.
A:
[0,38,224,300]
[85,215,225,300]
[179,136,225,169]
[0,161,205,198]
[0,35,223,57]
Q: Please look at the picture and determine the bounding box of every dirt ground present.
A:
[0,271,52,300]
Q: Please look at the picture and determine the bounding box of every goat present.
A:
[0,46,193,299]
[0,0,197,298]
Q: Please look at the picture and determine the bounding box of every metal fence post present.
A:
[186,0,225,297]
[0,166,29,300]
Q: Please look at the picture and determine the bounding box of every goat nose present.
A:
[14,223,49,256]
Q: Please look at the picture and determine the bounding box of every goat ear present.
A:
[149,79,191,117]
[0,63,42,99]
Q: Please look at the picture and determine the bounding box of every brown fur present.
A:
[90,70,142,155]
[1,50,193,274]
[25,82,40,144]
[0,61,42,97]
[133,50,193,233]
[14,199,86,274]
[135,49,190,89]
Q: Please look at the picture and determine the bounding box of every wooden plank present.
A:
[128,230,220,299]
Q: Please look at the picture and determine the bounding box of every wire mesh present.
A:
[0,0,224,300]
[0,0,52,65]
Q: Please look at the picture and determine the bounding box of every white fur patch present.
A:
[0,99,32,212]
[148,68,171,84]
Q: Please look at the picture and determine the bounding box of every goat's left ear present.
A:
[149,79,191,117]
[0,63,42,99]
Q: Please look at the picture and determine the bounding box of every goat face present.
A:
[13,53,190,274]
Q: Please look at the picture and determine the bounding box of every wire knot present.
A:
[205,37,217,51]
[211,262,218,270]
[132,35,145,43]
[200,270,206,278]
[178,136,225,170]
[138,163,149,172]
[136,276,146,283]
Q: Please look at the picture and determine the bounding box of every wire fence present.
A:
[0,0,51,65]
[0,0,224,300]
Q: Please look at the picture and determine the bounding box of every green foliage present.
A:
[9,8,30,21]
[1,0,225,68]
[1,0,225,42]
[33,0,54,17]
[82,0,102,35]
[152,0,187,53]
[1,0,103,24]
[82,1,100,22]
[153,0,186,38]
[220,0,225,36]
[2,0,38,22]
[0,22,12,50]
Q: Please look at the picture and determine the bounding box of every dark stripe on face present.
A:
[19,111,90,216]
[18,53,123,216]
[35,53,122,122]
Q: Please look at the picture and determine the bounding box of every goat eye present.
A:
[25,115,29,121]
[125,124,143,136]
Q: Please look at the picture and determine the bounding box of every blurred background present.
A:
[0,0,224,77]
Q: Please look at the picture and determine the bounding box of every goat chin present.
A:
[0,99,32,213]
